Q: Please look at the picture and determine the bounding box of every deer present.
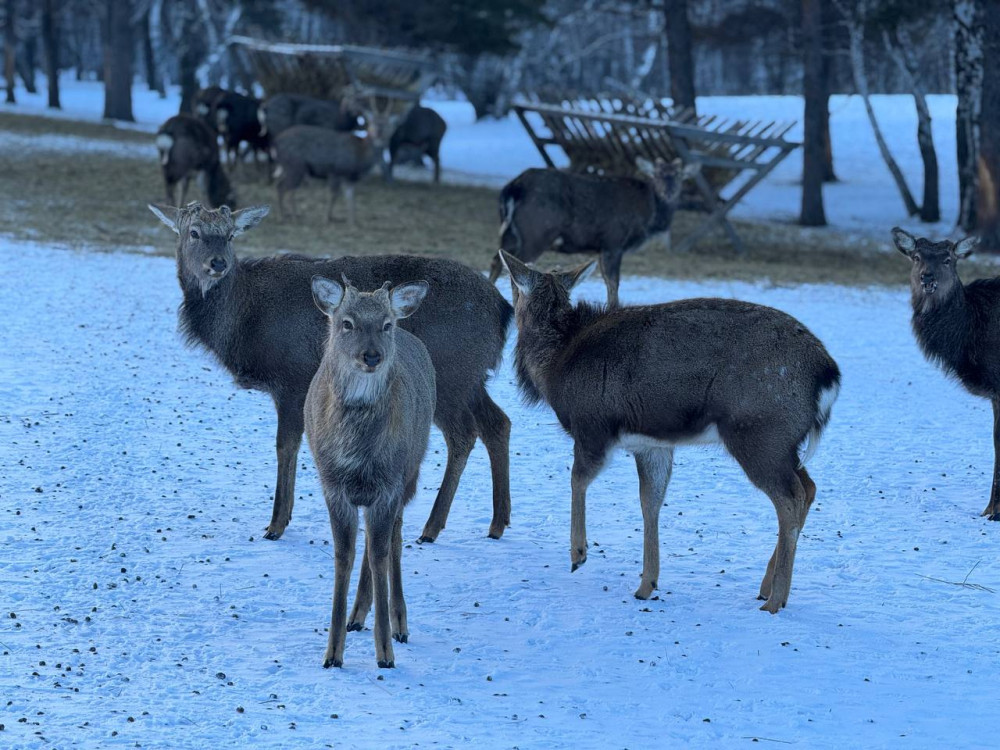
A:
[305,276,435,669]
[155,114,237,208]
[257,92,361,140]
[214,90,269,172]
[891,227,1000,519]
[490,158,700,308]
[498,249,840,613]
[385,105,447,184]
[147,201,513,547]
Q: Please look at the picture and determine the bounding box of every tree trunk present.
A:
[102,0,133,121]
[177,8,203,115]
[800,0,827,226]
[148,0,168,97]
[884,28,939,222]
[978,0,1000,250]
[142,10,161,96]
[18,19,37,94]
[955,0,984,232]
[664,0,696,115]
[842,3,920,216]
[820,0,837,181]
[41,0,59,109]
[4,0,15,103]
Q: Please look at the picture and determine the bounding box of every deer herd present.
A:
[147,87,995,670]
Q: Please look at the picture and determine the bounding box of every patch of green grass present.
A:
[2,110,995,288]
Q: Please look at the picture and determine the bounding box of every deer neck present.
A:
[650,185,678,233]
[176,252,242,357]
[514,300,593,405]
[911,282,970,374]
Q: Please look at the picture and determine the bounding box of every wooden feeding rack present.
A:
[229,36,439,119]
[512,97,800,253]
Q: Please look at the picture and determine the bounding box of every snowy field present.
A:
[3,75,963,241]
[2,238,1000,748]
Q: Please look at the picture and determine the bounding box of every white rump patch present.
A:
[799,380,841,467]
[155,134,173,165]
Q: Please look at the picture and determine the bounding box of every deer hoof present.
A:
[634,581,656,600]
[416,534,436,544]
[346,621,364,632]
[393,633,408,644]
[263,527,284,541]
[989,513,1000,522]
[323,657,343,669]
[759,598,785,614]
[377,660,395,669]
[571,554,587,572]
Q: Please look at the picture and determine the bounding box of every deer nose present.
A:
[920,272,934,285]
[363,350,382,368]
[209,257,228,274]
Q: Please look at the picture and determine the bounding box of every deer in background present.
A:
[386,105,447,184]
[271,95,394,225]
[155,114,236,208]
[499,249,840,613]
[147,202,513,545]
[214,90,269,172]
[305,276,435,669]
[258,92,362,139]
[490,158,699,307]
[892,227,1000,519]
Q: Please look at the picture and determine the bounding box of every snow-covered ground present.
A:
[2,75,961,241]
[3,238,1000,748]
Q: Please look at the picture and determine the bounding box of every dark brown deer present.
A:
[305,276,435,669]
[147,202,513,544]
[490,158,699,307]
[214,90,268,171]
[258,92,361,139]
[272,119,384,226]
[499,249,840,613]
[155,114,236,208]
[386,105,447,183]
[892,227,1000,519]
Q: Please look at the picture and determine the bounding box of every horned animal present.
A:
[147,202,513,545]
[491,158,699,307]
[306,276,435,669]
[155,114,236,208]
[272,120,384,226]
[257,93,361,139]
[386,105,447,183]
[499,249,840,613]
[892,227,1000,519]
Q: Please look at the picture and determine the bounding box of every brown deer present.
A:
[892,227,1000,519]
[155,114,236,208]
[499,249,840,613]
[490,158,698,307]
[305,276,435,669]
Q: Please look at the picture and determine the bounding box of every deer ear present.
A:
[311,275,345,316]
[555,260,596,291]
[891,227,917,258]
[232,205,270,236]
[390,280,430,319]
[498,250,538,296]
[635,157,655,176]
[954,235,978,259]
[148,203,180,234]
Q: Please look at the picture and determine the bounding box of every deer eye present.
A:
[342,320,354,331]
[190,229,200,240]
[382,322,392,332]
[942,256,951,265]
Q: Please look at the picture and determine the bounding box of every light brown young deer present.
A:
[500,250,840,613]
[305,276,435,669]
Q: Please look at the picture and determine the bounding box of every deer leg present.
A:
[984,398,1000,520]
[431,149,441,184]
[633,447,674,599]
[570,441,607,572]
[389,510,408,643]
[419,409,476,543]
[164,177,177,207]
[323,501,357,668]
[598,247,624,308]
[365,505,395,668]
[347,537,373,631]
[759,466,816,600]
[263,393,305,540]
[326,176,342,223]
[344,183,357,228]
[472,390,512,539]
[179,175,192,207]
